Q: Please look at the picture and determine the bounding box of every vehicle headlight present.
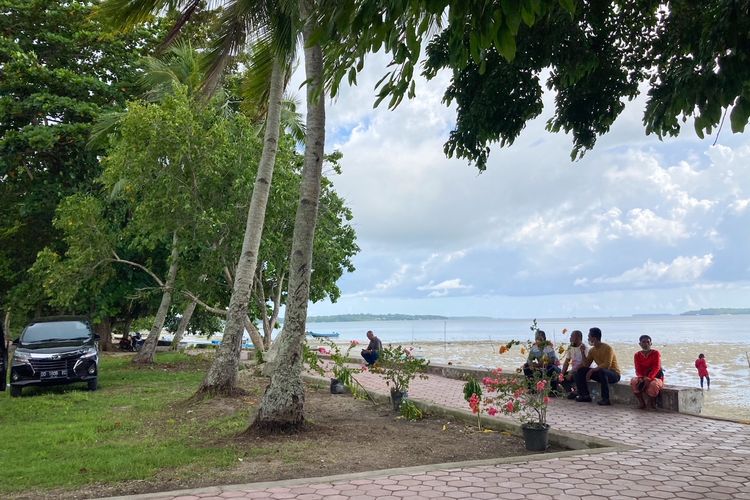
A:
[80,346,98,359]
[13,351,31,363]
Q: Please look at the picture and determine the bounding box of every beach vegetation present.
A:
[306,339,372,400]
[370,345,430,395]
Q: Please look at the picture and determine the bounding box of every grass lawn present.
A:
[0,352,249,496]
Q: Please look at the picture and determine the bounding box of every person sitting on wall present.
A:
[561,329,588,399]
[523,329,561,394]
[630,335,664,410]
[360,330,382,366]
[574,327,621,406]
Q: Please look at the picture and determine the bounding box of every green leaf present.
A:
[496,27,517,61]
[730,99,749,133]
[559,0,576,14]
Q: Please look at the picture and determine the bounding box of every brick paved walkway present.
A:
[110,368,750,500]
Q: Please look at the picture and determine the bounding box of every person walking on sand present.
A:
[361,330,382,366]
[695,353,710,390]
[630,335,664,410]
[574,327,621,406]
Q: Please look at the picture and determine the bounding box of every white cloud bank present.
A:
[295,54,750,317]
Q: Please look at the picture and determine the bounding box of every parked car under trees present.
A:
[9,316,99,397]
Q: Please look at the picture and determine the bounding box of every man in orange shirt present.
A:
[574,327,621,406]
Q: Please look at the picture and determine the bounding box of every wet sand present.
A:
[315,339,750,422]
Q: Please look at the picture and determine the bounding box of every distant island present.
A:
[681,308,750,316]
[305,313,494,323]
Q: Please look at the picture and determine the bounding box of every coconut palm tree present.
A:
[97,0,299,386]
[249,0,325,431]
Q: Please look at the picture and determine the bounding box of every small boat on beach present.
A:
[307,331,340,338]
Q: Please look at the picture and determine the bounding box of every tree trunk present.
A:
[197,60,286,395]
[134,233,179,364]
[171,299,196,350]
[93,318,114,351]
[4,310,11,350]
[94,317,116,351]
[250,5,325,432]
[244,317,264,349]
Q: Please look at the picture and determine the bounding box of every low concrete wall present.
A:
[423,362,704,414]
[318,356,704,414]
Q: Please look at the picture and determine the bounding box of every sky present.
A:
[289,52,750,319]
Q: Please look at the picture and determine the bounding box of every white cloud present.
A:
[286,50,750,316]
[417,278,471,297]
[577,254,714,287]
[730,198,750,214]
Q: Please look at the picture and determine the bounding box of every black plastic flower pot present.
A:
[521,423,550,451]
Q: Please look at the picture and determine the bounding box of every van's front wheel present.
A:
[87,378,98,391]
[10,385,22,397]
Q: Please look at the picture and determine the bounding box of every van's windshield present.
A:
[21,321,91,343]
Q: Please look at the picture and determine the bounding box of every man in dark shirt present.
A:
[361,330,382,366]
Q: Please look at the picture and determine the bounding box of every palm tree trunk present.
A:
[171,299,196,350]
[197,60,286,395]
[134,233,179,364]
[250,3,325,432]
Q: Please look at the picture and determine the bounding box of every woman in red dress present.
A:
[695,353,710,390]
[630,335,664,409]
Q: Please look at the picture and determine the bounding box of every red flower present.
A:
[469,393,480,414]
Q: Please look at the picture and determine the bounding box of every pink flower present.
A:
[482,377,494,386]
[469,393,480,414]
[505,400,515,413]
[543,396,550,404]
[350,340,360,346]
[513,388,525,398]
[487,407,498,416]
[558,373,565,382]
[318,347,330,354]
[535,380,547,392]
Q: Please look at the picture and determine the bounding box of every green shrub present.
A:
[399,399,424,421]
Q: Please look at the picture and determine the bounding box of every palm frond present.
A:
[95,0,178,30]
[88,111,128,149]
[201,0,273,97]
[158,0,202,51]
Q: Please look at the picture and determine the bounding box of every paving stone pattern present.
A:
[118,367,750,500]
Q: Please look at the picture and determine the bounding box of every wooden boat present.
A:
[307,331,340,338]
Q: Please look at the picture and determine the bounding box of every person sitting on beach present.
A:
[361,330,382,366]
[523,330,561,393]
[574,327,621,406]
[695,353,710,390]
[561,330,588,399]
[630,335,664,410]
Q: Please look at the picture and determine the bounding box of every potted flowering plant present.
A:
[470,321,568,451]
[478,367,555,450]
[304,340,371,399]
[370,345,430,410]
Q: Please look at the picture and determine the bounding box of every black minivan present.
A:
[9,316,99,397]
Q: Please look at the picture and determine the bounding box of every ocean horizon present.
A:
[299,315,750,345]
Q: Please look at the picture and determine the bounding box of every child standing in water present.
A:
[695,353,710,390]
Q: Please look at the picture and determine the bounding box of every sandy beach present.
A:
[312,339,750,422]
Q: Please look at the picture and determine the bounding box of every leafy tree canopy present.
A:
[323,1,750,170]
[0,0,163,323]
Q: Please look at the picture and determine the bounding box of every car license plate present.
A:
[41,370,66,378]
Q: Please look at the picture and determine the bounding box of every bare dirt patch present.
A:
[23,372,565,500]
